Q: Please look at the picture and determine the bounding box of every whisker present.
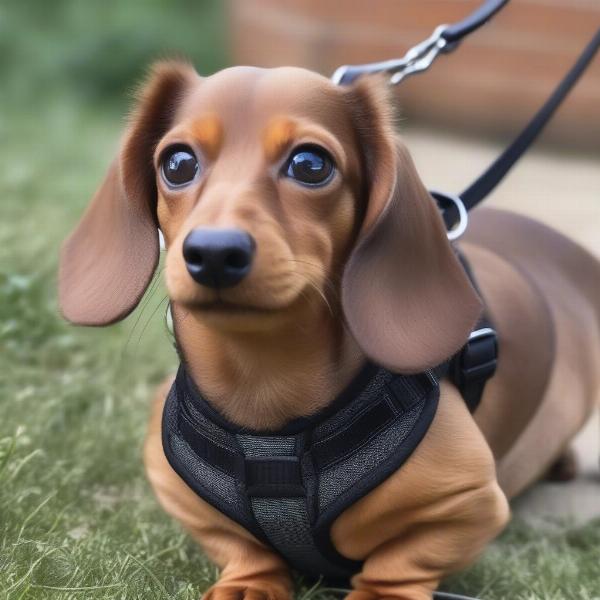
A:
[121,267,165,357]
[292,289,315,334]
[294,273,335,317]
[138,294,170,346]
[284,258,340,287]
[285,258,329,275]
[119,295,170,375]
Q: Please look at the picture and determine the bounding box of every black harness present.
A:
[162,252,498,581]
[163,362,440,581]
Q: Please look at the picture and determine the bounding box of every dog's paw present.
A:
[202,583,289,600]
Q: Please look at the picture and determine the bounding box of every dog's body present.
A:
[59,64,600,600]
[465,209,600,496]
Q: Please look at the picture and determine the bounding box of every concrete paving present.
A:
[403,127,600,523]
[512,410,599,525]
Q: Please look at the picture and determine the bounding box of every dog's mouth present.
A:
[193,300,276,315]
[178,297,295,332]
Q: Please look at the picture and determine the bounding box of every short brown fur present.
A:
[262,117,298,163]
[60,62,600,599]
[190,114,224,160]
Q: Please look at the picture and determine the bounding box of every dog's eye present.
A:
[284,145,335,186]
[161,145,199,187]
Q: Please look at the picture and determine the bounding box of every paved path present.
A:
[512,410,599,525]
[403,127,600,523]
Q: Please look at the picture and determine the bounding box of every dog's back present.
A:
[462,207,600,497]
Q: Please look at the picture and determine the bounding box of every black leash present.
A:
[332,0,511,86]
[441,0,509,45]
[333,0,600,239]
[441,27,600,229]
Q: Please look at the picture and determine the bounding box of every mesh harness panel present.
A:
[162,362,439,581]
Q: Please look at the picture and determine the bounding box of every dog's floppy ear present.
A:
[59,60,198,325]
[342,78,482,373]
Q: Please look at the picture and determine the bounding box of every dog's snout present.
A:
[182,228,255,288]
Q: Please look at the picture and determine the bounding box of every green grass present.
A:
[2,2,600,598]
[2,100,600,600]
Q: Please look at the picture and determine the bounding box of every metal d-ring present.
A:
[429,189,469,241]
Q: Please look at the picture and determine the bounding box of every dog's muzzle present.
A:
[183,227,255,288]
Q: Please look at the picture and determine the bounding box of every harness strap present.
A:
[434,252,498,412]
[436,318,497,413]
[245,457,304,498]
[177,369,431,493]
[451,324,497,412]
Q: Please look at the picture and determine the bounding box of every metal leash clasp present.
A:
[332,25,452,86]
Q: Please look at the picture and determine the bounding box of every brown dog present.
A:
[59,62,600,600]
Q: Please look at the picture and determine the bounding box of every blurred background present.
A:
[231,0,600,149]
[1,1,598,598]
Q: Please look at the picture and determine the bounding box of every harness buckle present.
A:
[456,327,498,387]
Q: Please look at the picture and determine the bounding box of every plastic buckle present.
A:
[457,327,498,386]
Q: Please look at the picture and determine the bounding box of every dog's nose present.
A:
[182,228,255,288]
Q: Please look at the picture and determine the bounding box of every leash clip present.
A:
[390,24,451,85]
[332,25,452,86]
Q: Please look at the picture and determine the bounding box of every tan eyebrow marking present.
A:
[191,114,223,160]
[262,117,297,162]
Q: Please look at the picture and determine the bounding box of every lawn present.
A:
[1,2,599,599]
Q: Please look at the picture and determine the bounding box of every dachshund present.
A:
[59,61,600,600]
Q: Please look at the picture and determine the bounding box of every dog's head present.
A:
[59,62,480,372]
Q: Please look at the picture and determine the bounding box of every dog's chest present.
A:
[161,363,439,581]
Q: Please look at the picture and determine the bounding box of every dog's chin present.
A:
[174,297,301,333]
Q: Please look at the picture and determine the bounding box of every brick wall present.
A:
[228,0,600,149]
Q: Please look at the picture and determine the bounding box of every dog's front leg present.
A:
[145,378,293,600]
[332,383,510,600]
[201,542,292,600]
[346,479,507,600]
